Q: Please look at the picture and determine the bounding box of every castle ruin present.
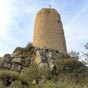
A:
[33,8,67,54]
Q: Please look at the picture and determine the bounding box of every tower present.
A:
[33,8,67,54]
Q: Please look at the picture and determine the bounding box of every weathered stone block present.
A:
[12,57,22,64]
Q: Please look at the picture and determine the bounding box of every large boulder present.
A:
[34,48,57,69]
[10,64,22,71]
[21,56,31,66]
[12,57,22,64]
[34,50,48,65]
[3,63,11,69]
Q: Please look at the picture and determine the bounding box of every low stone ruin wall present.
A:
[0,56,31,72]
[0,47,60,71]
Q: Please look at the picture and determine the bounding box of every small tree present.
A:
[68,50,80,60]
[25,43,33,51]
[84,43,88,65]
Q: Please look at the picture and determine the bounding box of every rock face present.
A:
[0,53,31,71]
[0,47,60,71]
[33,48,60,68]
[33,8,67,54]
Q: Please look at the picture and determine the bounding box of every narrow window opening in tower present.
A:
[58,20,60,23]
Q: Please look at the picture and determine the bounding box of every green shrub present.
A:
[9,81,22,88]
[20,64,39,85]
[54,58,88,83]
[19,53,29,58]
[20,64,53,86]
[0,81,4,88]
[54,58,86,73]
[0,70,20,80]
[25,43,33,51]
[35,80,87,88]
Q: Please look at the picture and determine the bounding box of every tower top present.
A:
[37,8,60,17]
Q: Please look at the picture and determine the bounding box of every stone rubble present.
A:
[33,48,60,68]
[0,47,60,71]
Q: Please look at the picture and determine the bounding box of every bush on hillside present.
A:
[54,57,88,83]
[0,70,20,80]
[25,43,33,51]
[20,64,53,86]
[9,81,22,88]
[35,80,88,88]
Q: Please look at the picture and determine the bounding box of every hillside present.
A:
[0,44,88,88]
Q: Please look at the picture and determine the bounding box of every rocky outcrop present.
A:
[0,54,31,72]
[12,47,24,57]
[33,48,60,68]
[0,47,61,71]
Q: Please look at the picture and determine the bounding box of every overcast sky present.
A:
[0,0,88,56]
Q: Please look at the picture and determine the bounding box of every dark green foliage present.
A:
[0,70,20,80]
[0,52,88,88]
[54,57,85,71]
[35,80,88,88]
[19,53,29,58]
[20,64,39,84]
[9,81,22,88]
[20,64,52,85]
[13,47,24,53]
[68,50,80,59]
[25,43,33,51]
[0,70,20,87]
[54,57,88,83]
[84,43,88,65]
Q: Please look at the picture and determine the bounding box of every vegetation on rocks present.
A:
[0,55,88,88]
[0,43,88,88]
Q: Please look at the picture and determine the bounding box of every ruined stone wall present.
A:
[33,8,67,54]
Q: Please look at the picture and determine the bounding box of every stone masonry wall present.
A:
[33,8,67,54]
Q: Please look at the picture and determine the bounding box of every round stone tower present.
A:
[33,8,67,54]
